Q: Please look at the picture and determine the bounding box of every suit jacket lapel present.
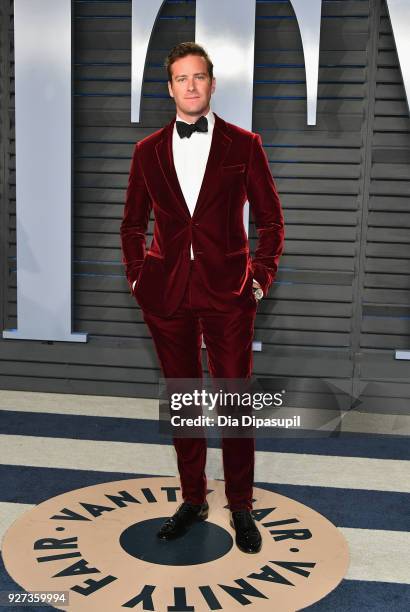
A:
[155,117,190,218]
[194,112,232,219]
[155,112,232,220]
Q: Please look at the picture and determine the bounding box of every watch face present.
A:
[254,287,263,300]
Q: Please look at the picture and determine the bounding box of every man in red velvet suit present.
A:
[120,42,284,554]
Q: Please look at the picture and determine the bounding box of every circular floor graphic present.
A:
[2,477,349,611]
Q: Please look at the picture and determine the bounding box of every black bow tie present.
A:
[176,115,208,139]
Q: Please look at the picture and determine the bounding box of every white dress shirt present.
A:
[173,108,215,259]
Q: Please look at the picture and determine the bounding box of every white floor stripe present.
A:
[0,390,157,420]
[1,435,409,493]
[340,528,410,584]
[1,390,409,435]
[0,502,33,547]
[1,502,409,585]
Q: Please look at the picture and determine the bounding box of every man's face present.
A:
[167,54,216,120]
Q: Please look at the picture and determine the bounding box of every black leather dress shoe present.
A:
[230,510,262,553]
[157,501,209,539]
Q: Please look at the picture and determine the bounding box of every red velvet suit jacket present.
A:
[120,112,285,317]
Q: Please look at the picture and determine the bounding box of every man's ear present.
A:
[211,77,216,94]
[168,80,174,98]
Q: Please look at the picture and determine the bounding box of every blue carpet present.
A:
[0,465,409,532]
[0,410,408,459]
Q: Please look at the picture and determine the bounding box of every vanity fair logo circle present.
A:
[2,477,349,611]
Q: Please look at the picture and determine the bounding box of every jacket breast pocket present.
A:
[221,163,246,174]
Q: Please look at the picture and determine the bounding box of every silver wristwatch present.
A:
[253,286,264,301]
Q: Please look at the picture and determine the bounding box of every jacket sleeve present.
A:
[246,133,285,296]
[120,142,153,294]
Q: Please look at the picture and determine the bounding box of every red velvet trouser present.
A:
[142,259,257,511]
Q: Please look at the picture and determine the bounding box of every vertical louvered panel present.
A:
[357,0,410,413]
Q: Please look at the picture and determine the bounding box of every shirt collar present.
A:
[175,108,214,129]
